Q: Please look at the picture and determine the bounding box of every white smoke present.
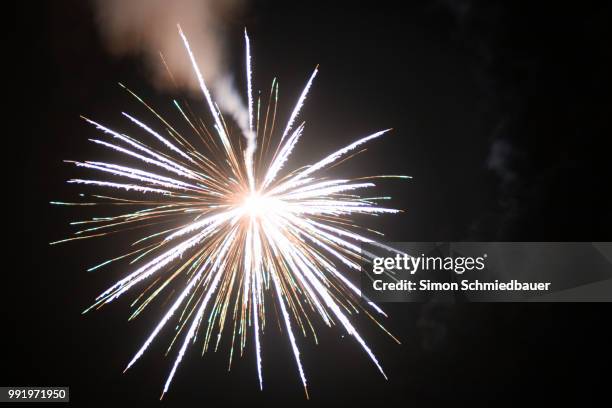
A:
[92,0,251,139]
[214,75,252,142]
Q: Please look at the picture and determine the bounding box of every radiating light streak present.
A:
[55,26,408,399]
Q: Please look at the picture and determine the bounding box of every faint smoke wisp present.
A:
[92,0,251,134]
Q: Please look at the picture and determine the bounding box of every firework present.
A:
[52,26,407,398]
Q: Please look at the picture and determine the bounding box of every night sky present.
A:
[6,1,612,406]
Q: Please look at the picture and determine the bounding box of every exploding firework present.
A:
[52,27,407,398]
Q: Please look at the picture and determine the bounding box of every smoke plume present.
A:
[93,0,243,89]
[92,0,251,135]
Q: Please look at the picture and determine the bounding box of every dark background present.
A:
[6,0,612,406]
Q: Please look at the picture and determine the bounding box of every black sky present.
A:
[6,1,612,406]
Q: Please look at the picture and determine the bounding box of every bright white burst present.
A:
[53,26,407,399]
